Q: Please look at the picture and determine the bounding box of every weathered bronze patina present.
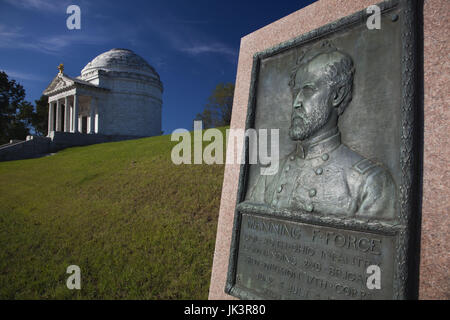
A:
[226,0,421,300]
[248,41,397,219]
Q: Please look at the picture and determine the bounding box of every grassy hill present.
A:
[0,128,226,299]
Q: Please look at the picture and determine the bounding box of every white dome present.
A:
[80,48,159,79]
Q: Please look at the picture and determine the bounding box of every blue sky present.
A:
[0,0,316,134]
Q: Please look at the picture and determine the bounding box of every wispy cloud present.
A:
[158,18,210,25]
[145,18,237,63]
[1,5,237,64]
[180,44,236,57]
[3,0,70,12]
[0,24,109,55]
[0,24,22,38]
[1,69,45,82]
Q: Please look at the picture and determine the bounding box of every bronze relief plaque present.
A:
[226,0,422,300]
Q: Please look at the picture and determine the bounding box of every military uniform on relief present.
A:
[248,127,396,219]
[248,41,396,220]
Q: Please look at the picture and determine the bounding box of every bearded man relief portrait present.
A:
[247,40,397,220]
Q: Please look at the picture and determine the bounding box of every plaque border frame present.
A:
[225,0,422,300]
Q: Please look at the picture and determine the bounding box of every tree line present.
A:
[194,82,234,129]
[0,71,48,145]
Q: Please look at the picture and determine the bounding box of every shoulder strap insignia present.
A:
[352,158,377,175]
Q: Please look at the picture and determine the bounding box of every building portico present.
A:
[44,70,108,136]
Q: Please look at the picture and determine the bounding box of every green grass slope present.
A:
[0,128,226,299]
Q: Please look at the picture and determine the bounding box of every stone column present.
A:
[89,97,96,134]
[55,100,61,132]
[69,104,73,132]
[73,94,78,133]
[47,101,54,135]
[64,96,70,132]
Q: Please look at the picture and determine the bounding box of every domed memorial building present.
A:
[43,48,163,137]
[0,48,163,161]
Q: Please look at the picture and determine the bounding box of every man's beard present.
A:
[289,105,330,141]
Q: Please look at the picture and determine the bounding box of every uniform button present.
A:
[305,203,314,212]
[277,185,283,193]
[321,153,329,161]
[285,165,290,172]
[315,167,323,175]
[290,156,295,161]
[309,189,317,197]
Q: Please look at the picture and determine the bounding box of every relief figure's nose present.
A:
[293,94,303,109]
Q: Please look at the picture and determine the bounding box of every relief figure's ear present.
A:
[331,84,348,108]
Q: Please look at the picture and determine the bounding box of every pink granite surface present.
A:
[208,0,449,300]
[419,0,449,301]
